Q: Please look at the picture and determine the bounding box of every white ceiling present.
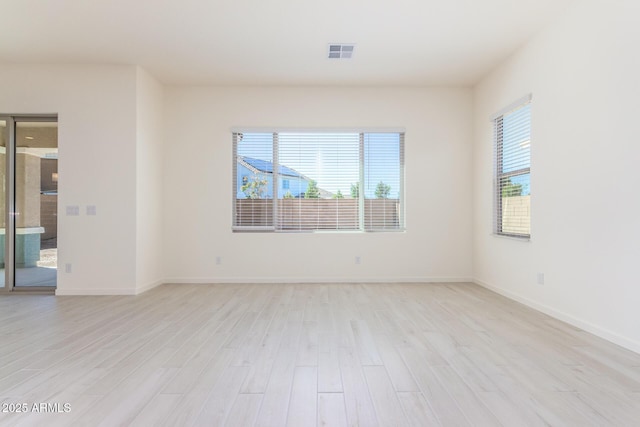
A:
[0,0,573,86]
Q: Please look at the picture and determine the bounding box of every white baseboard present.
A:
[135,279,163,295]
[55,280,163,296]
[55,288,138,296]
[162,276,473,284]
[474,278,640,355]
[53,277,472,295]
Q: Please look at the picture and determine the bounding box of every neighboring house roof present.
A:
[317,188,335,199]
[238,156,307,179]
[237,156,335,198]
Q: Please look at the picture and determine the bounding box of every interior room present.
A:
[0,0,639,425]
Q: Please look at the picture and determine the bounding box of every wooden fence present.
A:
[501,195,530,235]
[235,198,400,230]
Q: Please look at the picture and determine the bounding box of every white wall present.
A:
[473,0,640,352]
[163,86,473,283]
[0,65,139,294]
[135,67,165,293]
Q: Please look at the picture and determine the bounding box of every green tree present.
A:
[304,179,320,199]
[375,181,391,199]
[241,175,268,199]
[283,190,295,199]
[350,182,359,198]
[501,179,523,197]
[333,189,344,199]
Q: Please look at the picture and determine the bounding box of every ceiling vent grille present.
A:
[328,44,355,59]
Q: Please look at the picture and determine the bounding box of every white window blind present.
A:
[233,131,404,232]
[494,101,531,238]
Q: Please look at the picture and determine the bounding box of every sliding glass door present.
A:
[0,116,58,291]
[0,120,5,288]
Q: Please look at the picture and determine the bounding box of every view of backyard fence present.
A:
[236,198,400,230]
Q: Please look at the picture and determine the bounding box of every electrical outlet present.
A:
[355,256,361,265]
[216,256,222,265]
[537,273,545,285]
[65,263,72,274]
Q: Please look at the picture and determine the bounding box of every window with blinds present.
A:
[494,98,531,238]
[233,131,404,232]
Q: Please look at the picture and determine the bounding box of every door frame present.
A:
[0,114,58,293]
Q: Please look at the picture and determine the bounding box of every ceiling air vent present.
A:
[328,44,355,59]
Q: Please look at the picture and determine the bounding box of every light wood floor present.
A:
[1,283,639,426]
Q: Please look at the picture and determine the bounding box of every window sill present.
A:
[233,228,406,234]
[491,233,530,242]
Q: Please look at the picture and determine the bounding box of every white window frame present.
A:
[492,95,532,239]
[232,129,405,233]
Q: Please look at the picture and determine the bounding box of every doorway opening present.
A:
[0,117,58,290]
